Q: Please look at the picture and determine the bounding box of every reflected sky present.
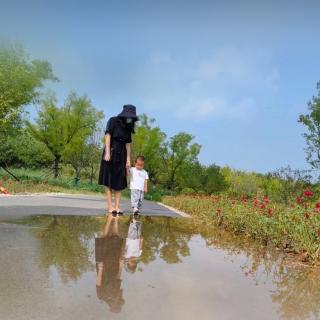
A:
[1,215,320,319]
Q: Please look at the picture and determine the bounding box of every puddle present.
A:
[1,215,320,320]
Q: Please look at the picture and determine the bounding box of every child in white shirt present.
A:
[124,216,143,272]
[128,155,149,214]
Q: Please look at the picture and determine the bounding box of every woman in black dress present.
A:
[98,105,138,214]
[95,214,125,313]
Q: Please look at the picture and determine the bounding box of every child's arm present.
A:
[144,179,148,193]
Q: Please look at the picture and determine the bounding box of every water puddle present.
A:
[1,215,319,320]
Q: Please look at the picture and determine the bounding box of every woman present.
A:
[98,104,138,214]
[95,214,125,313]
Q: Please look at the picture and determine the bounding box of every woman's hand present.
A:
[104,152,111,162]
[126,159,131,168]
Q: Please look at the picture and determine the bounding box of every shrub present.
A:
[181,187,195,195]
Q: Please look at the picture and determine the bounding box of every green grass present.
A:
[0,168,104,195]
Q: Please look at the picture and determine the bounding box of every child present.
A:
[124,215,143,272]
[128,155,149,214]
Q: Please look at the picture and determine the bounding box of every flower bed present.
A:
[162,190,320,262]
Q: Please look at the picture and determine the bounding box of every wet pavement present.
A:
[0,194,182,220]
[1,214,320,320]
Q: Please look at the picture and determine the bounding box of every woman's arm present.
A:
[104,133,111,161]
[126,143,131,168]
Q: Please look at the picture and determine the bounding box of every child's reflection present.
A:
[95,214,125,313]
[124,215,143,273]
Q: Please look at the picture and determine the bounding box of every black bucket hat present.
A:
[118,104,138,120]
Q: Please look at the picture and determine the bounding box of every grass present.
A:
[0,168,105,195]
[162,192,320,263]
[0,167,167,200]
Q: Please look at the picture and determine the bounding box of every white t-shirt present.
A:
[129,167,149,191]
[124,238,142,259]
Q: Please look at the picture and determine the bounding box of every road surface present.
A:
[0,193,185,221]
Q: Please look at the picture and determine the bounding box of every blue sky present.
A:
[1,0,320,173]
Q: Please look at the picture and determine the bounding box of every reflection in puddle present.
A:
[1,215,320,320]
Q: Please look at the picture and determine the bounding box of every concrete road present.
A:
[0,193,185,220]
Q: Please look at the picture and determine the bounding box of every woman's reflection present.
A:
[95,214,125,313]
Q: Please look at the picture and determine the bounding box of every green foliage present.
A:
[181,187,196,195]
[0,45,57,132]
[298,81,320,170]
[0,129,53,167]
[27,92,104,177]
[161,132,201,190]
[132,114,166,182]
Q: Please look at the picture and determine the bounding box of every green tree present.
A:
[298,81,320,170]
[132,114,166,182]
[0,45,57,132]
[0,130,53,168]
[83,132,103,184]
[27,92,104,178]
[161,132,201,190]
[202,164,229,194]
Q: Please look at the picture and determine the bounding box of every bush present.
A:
[181,187,195,195]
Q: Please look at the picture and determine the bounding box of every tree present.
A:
[64,131,102,185]
[27,92,104,178]
[83,132,103,184]
[202,164,229,194]
[161,132,201,190]
[0,45,57,179]
[132,114,166,182]
[0,130,53,168]
[0,45,57,132]
[298,81,320,170]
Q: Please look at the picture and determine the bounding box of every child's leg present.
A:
[137,191,144,210]
[131,189,139,212]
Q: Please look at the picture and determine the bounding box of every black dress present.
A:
[95,235,125,312]
[98,116,132,191]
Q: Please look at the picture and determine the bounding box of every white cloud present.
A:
[134,46,278,122]
[176,97,256,121]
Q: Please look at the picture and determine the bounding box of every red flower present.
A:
[303,189,314,197]
[315,202,320,209]
[0,186,9,195]
[268,208,273,217]
[296,196,304,204]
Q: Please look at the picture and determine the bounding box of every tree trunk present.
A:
[89,165,94,185]
[53,157,60,178]
[74,168,81,185]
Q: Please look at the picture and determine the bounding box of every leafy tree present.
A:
[132,114,166,182]
[27,92,104,178]
[161,132,201,190]
[83,132,103,184]
[0,130,53,168]
[202,164,229,194]
[298,81,320,170]
[0,45,57,132]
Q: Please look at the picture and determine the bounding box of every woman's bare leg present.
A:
[115,190,121,212]
[105,187,113,212]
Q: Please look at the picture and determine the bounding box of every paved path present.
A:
[0,193,183,221]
